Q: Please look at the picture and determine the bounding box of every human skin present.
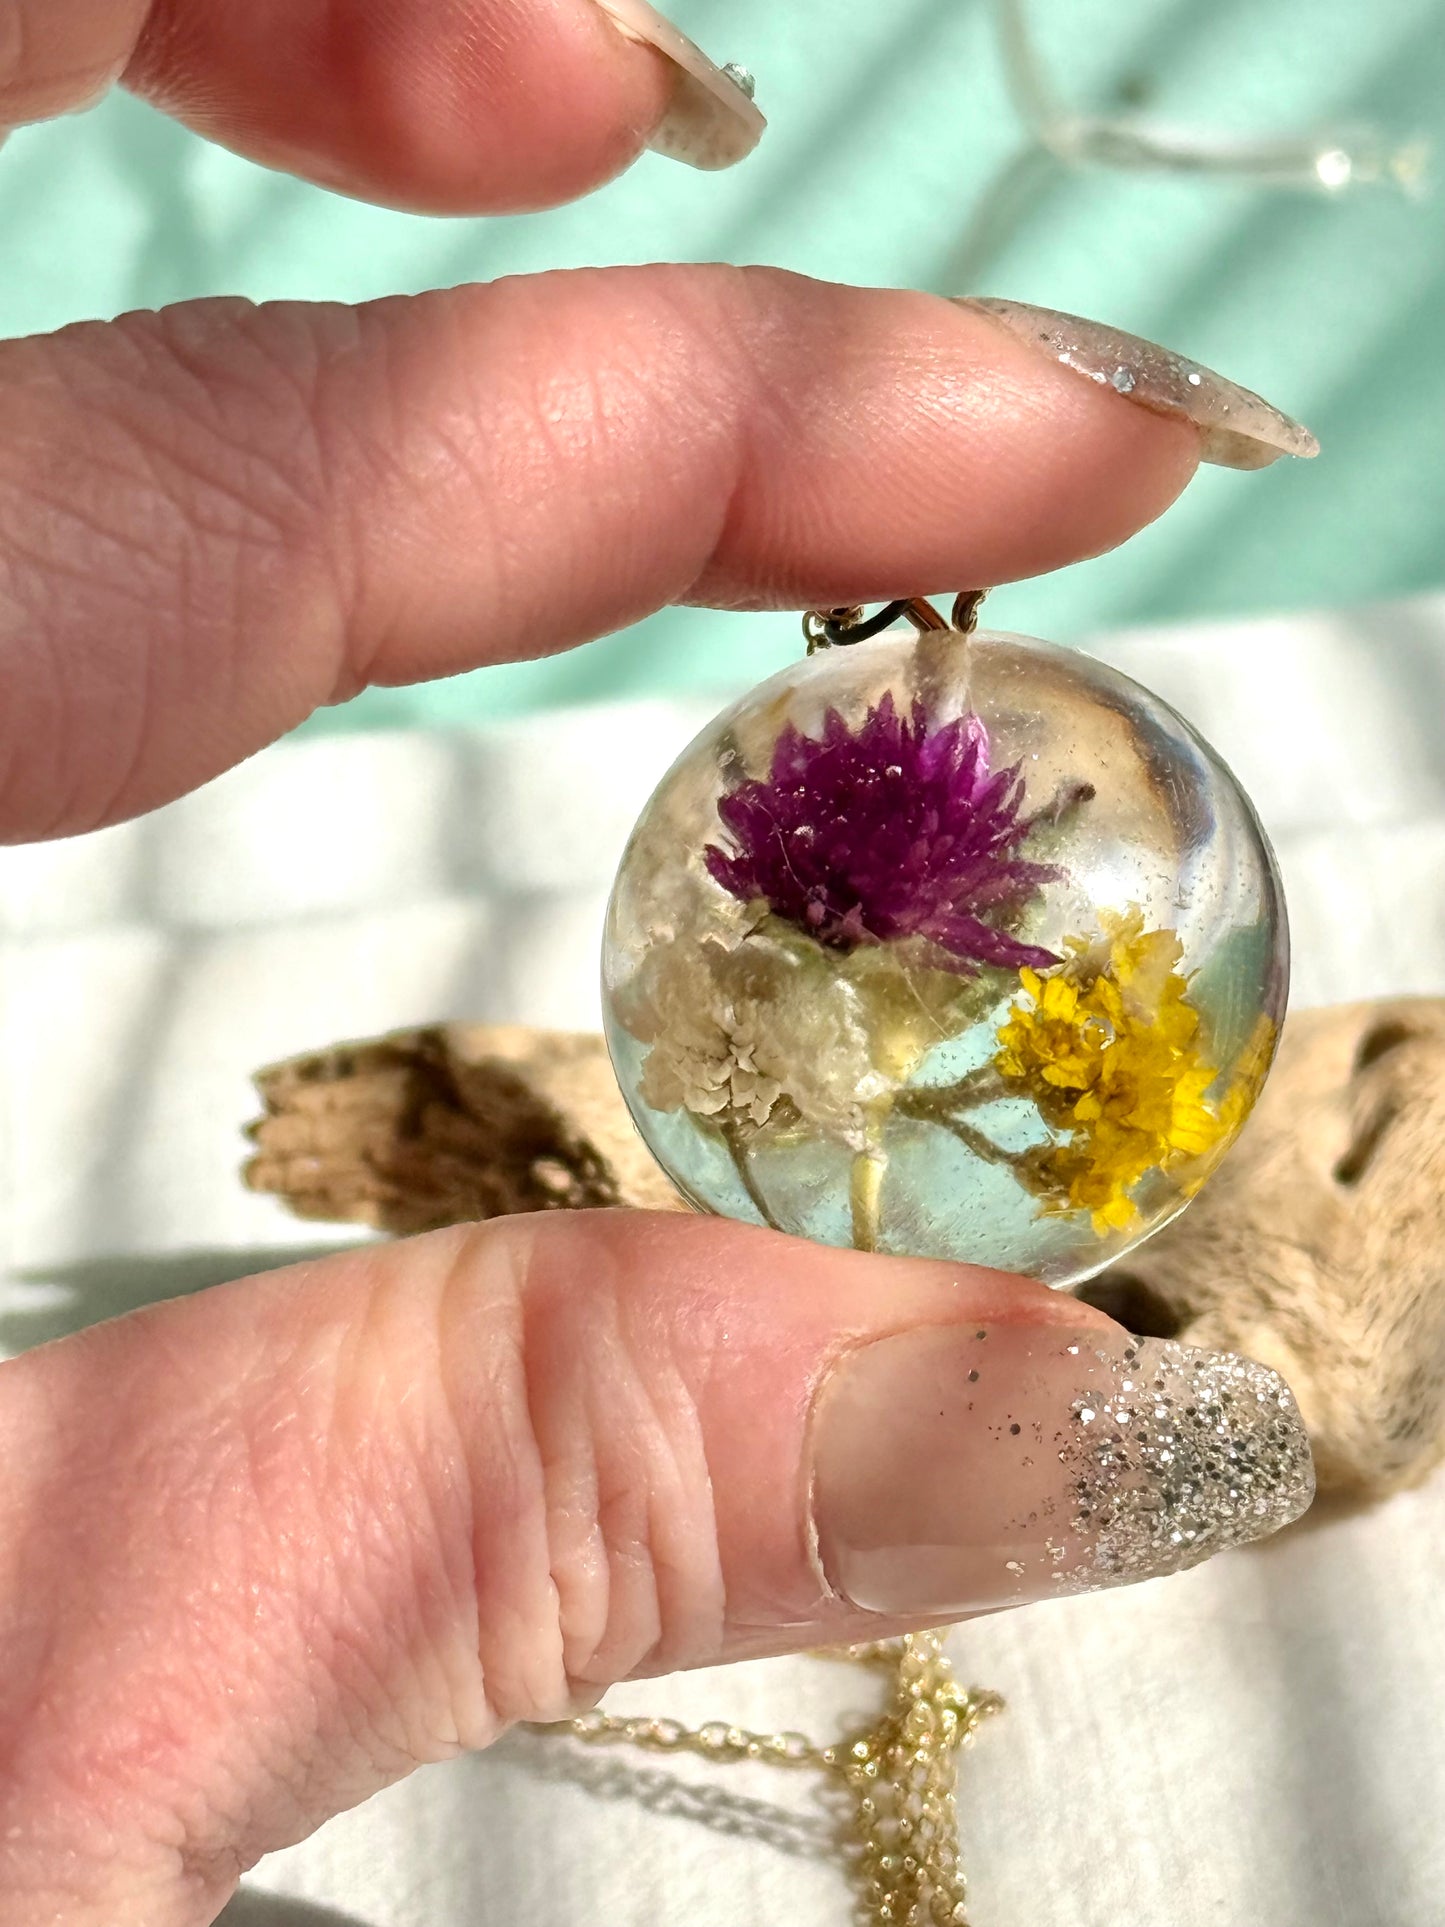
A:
[0,5,1316,1922]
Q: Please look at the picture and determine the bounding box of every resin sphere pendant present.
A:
[602,599,1287,1286]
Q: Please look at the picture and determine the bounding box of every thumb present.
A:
[0,1212,1313,1925]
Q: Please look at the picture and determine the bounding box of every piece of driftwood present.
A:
[245,999,1445,1500]
[244,1025,685,1233]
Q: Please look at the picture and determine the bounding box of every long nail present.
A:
[955,297,1319,470]
[593,0,765,170]
[811,1325,1314,1616]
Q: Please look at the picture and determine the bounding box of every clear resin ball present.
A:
[602,629,1287,1286]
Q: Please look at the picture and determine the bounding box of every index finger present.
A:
[0,269,1209,842]
[0,0,763,211]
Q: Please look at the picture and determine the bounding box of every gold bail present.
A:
[803,592,988,654]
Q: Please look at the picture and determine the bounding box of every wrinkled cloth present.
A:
[3,595,1443,1927]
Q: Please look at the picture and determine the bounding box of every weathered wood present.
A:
[244,1024,685,1235]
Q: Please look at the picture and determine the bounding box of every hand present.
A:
[0,7,1314,1922]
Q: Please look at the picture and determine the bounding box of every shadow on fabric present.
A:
[218,1891,375,1927]
[1,1244,367,1352]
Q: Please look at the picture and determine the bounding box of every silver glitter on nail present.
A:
[721,62,757,100]
[1057,1342,1315,1588]
[954,297,1319,470]
[593,2,765,172]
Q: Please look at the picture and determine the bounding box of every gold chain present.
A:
[535,1633,1002,1927]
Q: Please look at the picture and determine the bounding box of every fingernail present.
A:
[593,0,766,171]
[811,1325,1314,1616]
[955,297,1319,470]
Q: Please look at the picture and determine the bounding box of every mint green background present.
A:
[3,0,1442,726]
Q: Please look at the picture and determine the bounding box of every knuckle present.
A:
[95,302,335,549]
[0,304,342,604]
[438,1217,728,1723]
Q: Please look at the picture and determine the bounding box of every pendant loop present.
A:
[803,592,987,654]
[950,589,987,634]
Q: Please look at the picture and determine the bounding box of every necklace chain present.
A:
[538,1633,1002,1927]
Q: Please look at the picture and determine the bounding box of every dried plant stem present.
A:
[721,1117,783,1233]
[907,1063,1007,1112]
[849,1150,886,1252]
[918,1107,1029,1175]
[850,1097,896,1251]
[891,1066,1032,1182]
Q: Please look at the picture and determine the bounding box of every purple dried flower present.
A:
[704,694,1060,972]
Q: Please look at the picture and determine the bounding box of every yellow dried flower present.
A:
[1183,1010,1279,1191]
[995,909,1267,1235]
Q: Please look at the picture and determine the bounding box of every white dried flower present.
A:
[622,928,890,1149]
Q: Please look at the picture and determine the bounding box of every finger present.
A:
[0,0,761,210]
[0,268,1200,841]
[0,0,148,125]
[0,1214,1312,1922]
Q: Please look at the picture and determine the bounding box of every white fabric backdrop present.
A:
[3,595,1444,1927]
